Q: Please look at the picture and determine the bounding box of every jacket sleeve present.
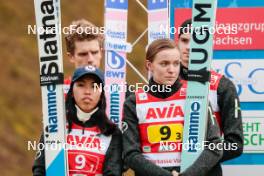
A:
[180,105,223,176]
[103,128,123,176]
[218,76,244,161]
[32,133,46,176]
[122,94,173,176]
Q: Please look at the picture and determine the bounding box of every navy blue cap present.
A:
[72,65,104,84]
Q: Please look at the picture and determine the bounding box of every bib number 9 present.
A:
[147,124,183,143]
[68,152,98,173]
[75,155,86,169]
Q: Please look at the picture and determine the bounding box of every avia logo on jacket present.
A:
[67,134,103,150]
[146,104,184,119]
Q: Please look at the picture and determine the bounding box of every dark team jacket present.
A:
[32,109,122,176]
[180,64,244,162]
[122,78,223,176]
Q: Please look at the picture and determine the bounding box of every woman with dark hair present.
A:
[122,38,223,176]
[33,66,122,176]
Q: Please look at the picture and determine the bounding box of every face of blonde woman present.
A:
[73,75,102,113]
[146,48,181,85]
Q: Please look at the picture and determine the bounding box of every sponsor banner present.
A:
[242,111,264,153]
[33,0,68,175]
[106,0,127,9]
[222,165,264,176]
[173,8,264,50]
[148,0,169,44]
[104,0,128,128]
[212,59,264,102]
[242,111,264,117]
[105,41,132,53]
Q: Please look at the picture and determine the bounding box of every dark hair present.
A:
[179,19,192,38]
[66,77,116,136]
[146,38,179,63]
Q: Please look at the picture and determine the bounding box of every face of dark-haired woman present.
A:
[73,75,102,113]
